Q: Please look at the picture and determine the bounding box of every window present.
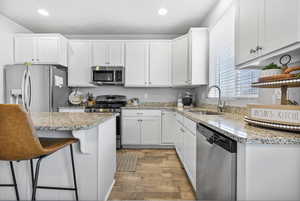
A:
[209,4,260,98]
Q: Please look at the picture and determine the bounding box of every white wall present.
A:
[0,14,32,103]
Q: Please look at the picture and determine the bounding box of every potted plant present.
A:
[260,63,283,78]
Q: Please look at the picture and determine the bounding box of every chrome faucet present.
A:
[207,85,225,112]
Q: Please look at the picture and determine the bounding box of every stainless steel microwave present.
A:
[91,66,124,85]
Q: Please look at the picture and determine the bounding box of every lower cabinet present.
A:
[162,111,176,144]
[141,117,161,145]
[174,113,197,190]
[122,117,141,145]
[183,128,196,188]
[122,110,162,145]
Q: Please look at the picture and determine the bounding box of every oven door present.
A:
[93,70,114,83]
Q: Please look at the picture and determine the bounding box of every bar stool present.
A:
[0,104,79,200]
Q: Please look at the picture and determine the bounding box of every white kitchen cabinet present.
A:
[174,112,197,190]
[188,28,209,85]
[259,0,298,55]
[14,34,68,66]
[92,41,124,66]
[58,107,85,112]
[122,109,162,145]
[162,111,176,144]
[236,0,261,65]
[91,41,107,66]
[14,36,35,64]
[122,117,141,145]
[172,28,208,86]
[141,117,162,145]
[125,41,149,87]
[236,0,300,66]
[183,128,196,189]
[149,41,172,87]
[172,35,189,86]
[68,40,95,87]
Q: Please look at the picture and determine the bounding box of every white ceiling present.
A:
[0,0,218,34]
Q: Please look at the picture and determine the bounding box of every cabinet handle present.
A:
[32,59,34,61]
[180,128,185,132]
[256,46,263,51]
[250,49,257,54]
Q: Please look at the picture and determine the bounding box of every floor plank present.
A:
[108,149,196,200]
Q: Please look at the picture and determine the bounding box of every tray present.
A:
[244,116,300,132]
[252,77,300,88]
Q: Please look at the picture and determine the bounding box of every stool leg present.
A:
[70,144,79,201]
[31,157,43,201]
[9,161,20,201]
[30,159,34,189]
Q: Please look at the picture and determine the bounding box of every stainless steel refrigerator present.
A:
[4,65,70,112]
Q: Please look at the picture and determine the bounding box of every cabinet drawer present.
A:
[175,113,184,124]
[122,109,161,117]
[59,108,85,113]
[183,117,196,135]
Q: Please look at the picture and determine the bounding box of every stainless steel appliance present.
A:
[85,95,127,149]
[4,65,69,112]
[196,124,237,200]
[91,66,124,85]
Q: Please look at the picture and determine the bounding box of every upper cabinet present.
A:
[172,35,189,86]
[125,41,149,87]
[91,41,124,66]
[149,41,172,87]
[172,28,209,86]
[14,34,68,66]
[68,40,95,87]
[236,0,300,66]
[125,40,172,87]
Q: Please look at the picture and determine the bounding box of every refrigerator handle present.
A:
[21,69,27,110]
[26,70,32,109]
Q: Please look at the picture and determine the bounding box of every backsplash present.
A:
[72,86,190,103]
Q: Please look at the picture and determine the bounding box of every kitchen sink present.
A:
[188,110,223,115]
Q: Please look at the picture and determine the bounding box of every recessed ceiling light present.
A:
[37,9,49,16]
[158,8,168,16]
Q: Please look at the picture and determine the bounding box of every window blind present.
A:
[208,4,259,98]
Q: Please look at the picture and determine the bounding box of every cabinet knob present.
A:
[249,49,257,54]
[32,59,34,61]
[256,46,263,51]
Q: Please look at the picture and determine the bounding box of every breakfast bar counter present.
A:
[0,112,117,201]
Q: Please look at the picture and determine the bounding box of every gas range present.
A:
[85,95,127,149]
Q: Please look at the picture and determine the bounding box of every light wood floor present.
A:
[108,149,196,200]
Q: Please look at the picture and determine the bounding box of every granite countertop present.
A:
[31,112,117,131]
[122,105,300,144]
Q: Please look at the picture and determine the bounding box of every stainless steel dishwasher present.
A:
[196,123,237,201]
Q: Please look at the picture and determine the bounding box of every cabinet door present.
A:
[122,118,141,145]
[36,37,59,64]
[260,0,298,55]
[183,130,196,188]
[68,41,93,87]
[172,36,188,86]
[236,0,260,65]
[108,42,125,66]
[162,111,175,144]
[125,41,149,87]
[92,41,108,66]
[149,41,171,87]
[14,36,35,64]
[141,118,161,145]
